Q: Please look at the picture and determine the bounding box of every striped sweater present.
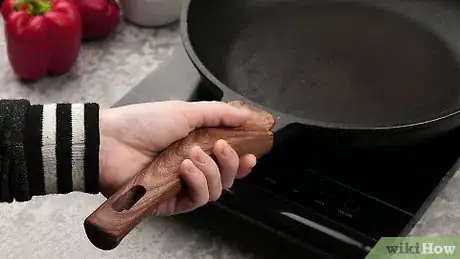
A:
[0,99,100,202]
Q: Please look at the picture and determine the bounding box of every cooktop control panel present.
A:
[248,166,412,239]
[244,134,412,240]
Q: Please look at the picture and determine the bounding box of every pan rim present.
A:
[179,0,460,133]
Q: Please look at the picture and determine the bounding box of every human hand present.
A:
[98,101,257,216]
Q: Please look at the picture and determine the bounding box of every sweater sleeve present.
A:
[0,100,100,203]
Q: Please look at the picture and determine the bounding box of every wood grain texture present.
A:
[84,101,276,250]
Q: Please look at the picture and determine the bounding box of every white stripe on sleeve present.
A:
[71,103,86,192]
[42,104,58,194]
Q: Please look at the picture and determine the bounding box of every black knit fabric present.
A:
[0,100,30,202]
[0,100,101,202]
[0,148,12,202]
[84,103,100,194]
[24,104,45,196]
[56,104,73,194]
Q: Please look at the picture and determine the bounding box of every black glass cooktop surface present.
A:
[260,128,460,215]
[242,124,460,239]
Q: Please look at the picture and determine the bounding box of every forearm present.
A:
[0,100,101,202]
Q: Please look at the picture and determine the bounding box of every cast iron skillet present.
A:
[181,0,460,147]
[82,1,460,250]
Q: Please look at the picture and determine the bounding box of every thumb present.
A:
[185,101,251,128]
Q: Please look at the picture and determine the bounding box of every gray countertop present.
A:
[411,171,460,236]
[0,18,180,107]
[0,17,459,259]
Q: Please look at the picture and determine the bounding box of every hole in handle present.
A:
[112,185,147,212]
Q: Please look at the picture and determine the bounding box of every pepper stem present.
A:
[14,0,52,15]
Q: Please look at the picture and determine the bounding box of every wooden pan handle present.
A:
[83,101,276,250]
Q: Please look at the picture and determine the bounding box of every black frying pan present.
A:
[181,0,460,147]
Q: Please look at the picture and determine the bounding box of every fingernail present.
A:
[221,141,230,156]
[250,160,257,169]
[194,148,208,164]
[186,160,196,174]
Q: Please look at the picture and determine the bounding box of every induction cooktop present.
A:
[113,46,460,258]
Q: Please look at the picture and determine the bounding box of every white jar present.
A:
[119,0,185,27]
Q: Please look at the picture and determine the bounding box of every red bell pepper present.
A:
[2,0,81,81]
[73,0,120,40]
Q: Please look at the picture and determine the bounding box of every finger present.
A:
[174,159,210,212]
[213,139,239,189]
[236,154,257,179]
[185,101,251,128]
[190,145,223,201]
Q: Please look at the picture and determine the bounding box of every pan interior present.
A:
[187,1,460,126]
